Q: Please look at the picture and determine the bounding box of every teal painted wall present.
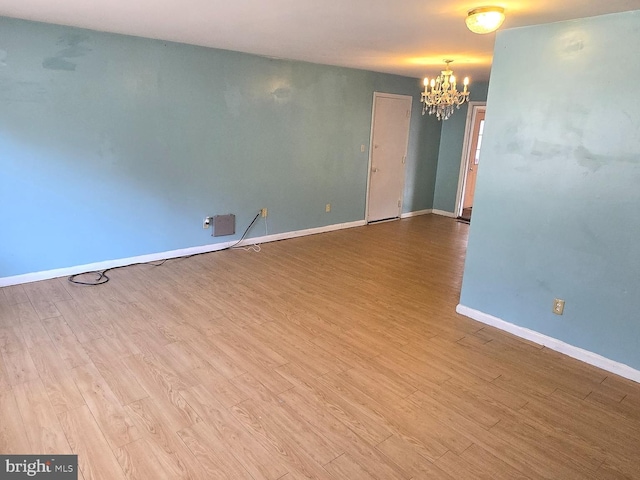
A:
[432,81,489,213]
[460,11,640,369]
[0,17,441,278]
[406,101,442,214]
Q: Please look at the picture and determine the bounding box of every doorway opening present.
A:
[454,102,486,222]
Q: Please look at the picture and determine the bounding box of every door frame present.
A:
[454,101,486,217]
[364,92,412,223]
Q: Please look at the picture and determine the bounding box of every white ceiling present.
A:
[1,0,639,81]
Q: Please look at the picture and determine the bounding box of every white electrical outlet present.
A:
[553,298,565,315]
[325,203,331,213]
[203,217,211,229]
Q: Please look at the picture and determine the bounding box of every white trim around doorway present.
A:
[454,102,486,218]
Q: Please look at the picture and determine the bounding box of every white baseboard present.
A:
[431,209,457,218]
[400,209,433,219]
[0,220,366,287]
[456,304,640,384]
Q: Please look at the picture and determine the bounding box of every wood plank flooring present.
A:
[1,215,639,479]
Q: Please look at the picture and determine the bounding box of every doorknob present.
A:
[469,167,474,171]
[372,168,379,173]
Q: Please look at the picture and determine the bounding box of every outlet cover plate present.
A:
[553,298,565,315]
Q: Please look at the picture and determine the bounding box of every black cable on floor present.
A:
[67,258,168,286]
[68,211,262,286]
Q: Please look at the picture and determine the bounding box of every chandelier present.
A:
[420,60,470,120]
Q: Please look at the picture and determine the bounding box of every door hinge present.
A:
[406,110,410,118]
[402,156,406,164]
[398,200,402,208]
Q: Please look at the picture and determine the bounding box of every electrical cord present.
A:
[68,210,262,286]
[234,244,262,253]
[230,211,266,253]
[68,270,111,286]
[67,258,167,286]
[227,211,261,248]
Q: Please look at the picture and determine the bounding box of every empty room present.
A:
[1,1,640,479]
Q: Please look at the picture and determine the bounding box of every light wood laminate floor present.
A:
[1,215,639,479]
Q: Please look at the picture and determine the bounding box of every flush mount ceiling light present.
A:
[466,6,505,34]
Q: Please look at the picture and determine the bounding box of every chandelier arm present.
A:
[453,94,467,106]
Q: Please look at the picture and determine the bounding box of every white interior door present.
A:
[367,93,412,222]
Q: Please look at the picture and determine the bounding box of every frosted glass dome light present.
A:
[466,6,505,34]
